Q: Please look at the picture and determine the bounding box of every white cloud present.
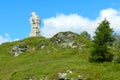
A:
[41,8,120,38]
[98,8,120,30]
[0,34,20,44]
[0,33,12,44]
[13,39,19,41]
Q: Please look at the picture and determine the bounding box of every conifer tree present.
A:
[89,19,115,62]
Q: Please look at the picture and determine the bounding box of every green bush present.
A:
[113,54,120,63]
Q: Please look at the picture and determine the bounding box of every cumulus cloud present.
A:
[41,14,96,37]
[41,8,120,38]
[98,8,120,30]
[0,34,12,44]
[0,34,20,44]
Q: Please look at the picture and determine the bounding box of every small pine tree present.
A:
[89,19,115,62]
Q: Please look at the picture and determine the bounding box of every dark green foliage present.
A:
[113,33,120,43]
[89,44,113,62]
[112,42,120,63]
[80,31,91,40]
[89,19,115,62]
[94,19,115,45]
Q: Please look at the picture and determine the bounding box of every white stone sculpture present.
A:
[29,12,40,37]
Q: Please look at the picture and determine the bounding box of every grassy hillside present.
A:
[0,32,120,80]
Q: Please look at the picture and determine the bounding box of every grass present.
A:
[0,36,120,80]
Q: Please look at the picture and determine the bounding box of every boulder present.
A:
[58,73,67,79]
[11,43,29,56]
[51,31,79,48]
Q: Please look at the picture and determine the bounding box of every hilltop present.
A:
[0,31,120,80]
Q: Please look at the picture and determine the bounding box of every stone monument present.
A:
[29,12,40,37]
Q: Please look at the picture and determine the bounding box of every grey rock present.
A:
[58,73,67,79]
[11,43,29,56]
[51,31,80,48]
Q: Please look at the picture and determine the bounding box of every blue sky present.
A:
[0,0,120,43]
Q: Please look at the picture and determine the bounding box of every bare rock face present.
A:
[11,43,29,56]
[50,31,79,48]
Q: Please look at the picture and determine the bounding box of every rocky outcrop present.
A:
[11,43,29,56]
[58,70,83,80]
[50,31,80,48]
